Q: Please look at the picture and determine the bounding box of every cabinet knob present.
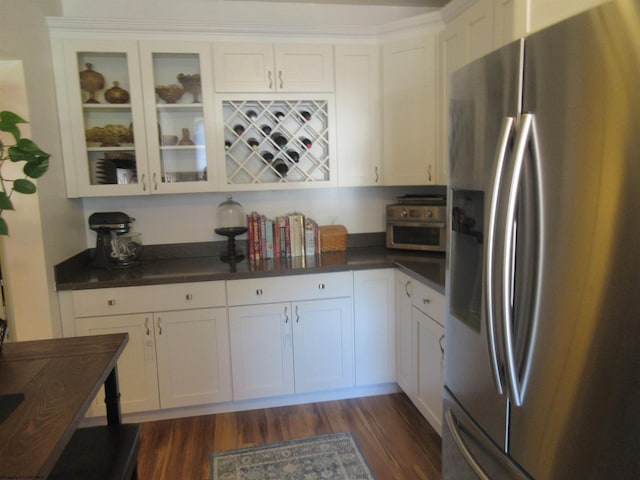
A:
[256,288,263,296]
[318,283,325,290]
[107,299,117,306]
[185,293,193,301]
[423,297,430,305]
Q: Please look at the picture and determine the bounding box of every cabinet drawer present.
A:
[411,280,445,326]
[227,272,352,306]
[72,281,226,317]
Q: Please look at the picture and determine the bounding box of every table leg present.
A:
[104,365,122,425]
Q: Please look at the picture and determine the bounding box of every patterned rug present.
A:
[210,433,376,480]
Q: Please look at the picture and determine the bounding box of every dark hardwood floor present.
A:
[138,393,442,479]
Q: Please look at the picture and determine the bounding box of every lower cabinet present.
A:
[229,298,354,400]
[71,281,232,415]
[227,272,354,401]
[395,270,445,434]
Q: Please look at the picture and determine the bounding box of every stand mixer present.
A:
[89,212,142,269]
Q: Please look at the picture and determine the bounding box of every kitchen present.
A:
[0,0,622,479]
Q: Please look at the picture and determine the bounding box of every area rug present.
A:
[210,432,376,480]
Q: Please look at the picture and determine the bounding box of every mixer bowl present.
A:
[108,231,143,267]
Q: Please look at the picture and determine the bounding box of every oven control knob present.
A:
[401,209,408,217]
[425,209,433,218]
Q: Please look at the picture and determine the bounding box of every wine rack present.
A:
[221,99,332,186]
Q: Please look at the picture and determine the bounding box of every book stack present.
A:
[247,211,320,261]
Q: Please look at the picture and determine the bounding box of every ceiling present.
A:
[224,0,450,6]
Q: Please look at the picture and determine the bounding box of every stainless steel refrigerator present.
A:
[443,1,640,478]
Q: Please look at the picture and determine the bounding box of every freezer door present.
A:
[446,39,523,452]
[508,1,640,478]
[443,388,531,480]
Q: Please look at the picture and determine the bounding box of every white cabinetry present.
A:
[227,272,354,400]
[213,43,334,93]
[52,39,217,197]
[334,44,382,186]
[382,34,439,186]
[71,282,231,415]
[395,270,445,434]
[353,269,395,385]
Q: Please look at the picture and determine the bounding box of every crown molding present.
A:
[439,0,476,23]
[46,12,443,41]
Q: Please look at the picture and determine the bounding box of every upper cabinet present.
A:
[382,34,439,186]
[334,44,382,187]
[213,43,334,93]
[52,39,218,197]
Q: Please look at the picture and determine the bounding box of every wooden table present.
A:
[0,333,128,479]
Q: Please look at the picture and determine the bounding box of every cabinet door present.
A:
[228,303,294,400]
[292,298,354,393]
[395,271,416,397]
[383,34,438,186]
[76,313,160,414]
[154,308,232,408]
[274,44,334,92]
[213,42,275,92]
[55,39,149,197]
[139,41,218,193]
[335,45,382,186]
[353,269,395,385]
[413,306,445,435]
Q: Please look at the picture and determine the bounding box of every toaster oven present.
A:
[386,196,447,252]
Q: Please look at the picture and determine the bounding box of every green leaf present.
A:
[8,138,50,164]
[0,192,14,211]
[0,217,8,236]
[23,156,49,179]
[0,111,27,141]
[13,178,36,194]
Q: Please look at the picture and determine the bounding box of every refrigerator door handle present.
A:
[445,410,491,480]
[502,113,539,407]
[485,116,515,395]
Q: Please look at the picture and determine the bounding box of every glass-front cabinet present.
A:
[54,39,216,197]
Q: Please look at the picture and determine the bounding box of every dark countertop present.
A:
[55,237,446,294]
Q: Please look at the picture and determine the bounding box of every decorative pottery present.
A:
[79,63,105,104]
[104,81,130,104]
[178,128,194,145]
[155,84,184,104]
[177,73,201,103]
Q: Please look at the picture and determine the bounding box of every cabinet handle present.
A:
[153,172,158,191]
[268,70,273,89]
[428,164,432,182]
[284,305,289,324]
[404,280,411,298]
[145,318,150,336]
[157,318,162,335]
[439,334,445,354]
[185,293,193,301]
[278,70,283,89]
[375,166,380,183]
[295,305,300,323]
[256,288,263,296]
[141,173,147,191]
[423,297,431,305]
[318,283,325,290]
[107,299,117,306]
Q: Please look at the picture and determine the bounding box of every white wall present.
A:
[82,186,440,247]
[0,0,85,340]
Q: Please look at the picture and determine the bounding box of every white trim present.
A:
[439,0,478,23]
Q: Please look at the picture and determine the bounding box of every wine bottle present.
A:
[272,158,289,177]
[260,151,274,164]
[260,124,272,136]
[247,138,259,150]
[286,150,300,163]
[271,133,287,150]
[233,124,245,136]
[274,111,285,122]
[246,110,257,122]
[300,138,312,149]
[224,140,232,150]
[299,110,311,122]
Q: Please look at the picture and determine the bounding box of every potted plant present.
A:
[0,110,50,349]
